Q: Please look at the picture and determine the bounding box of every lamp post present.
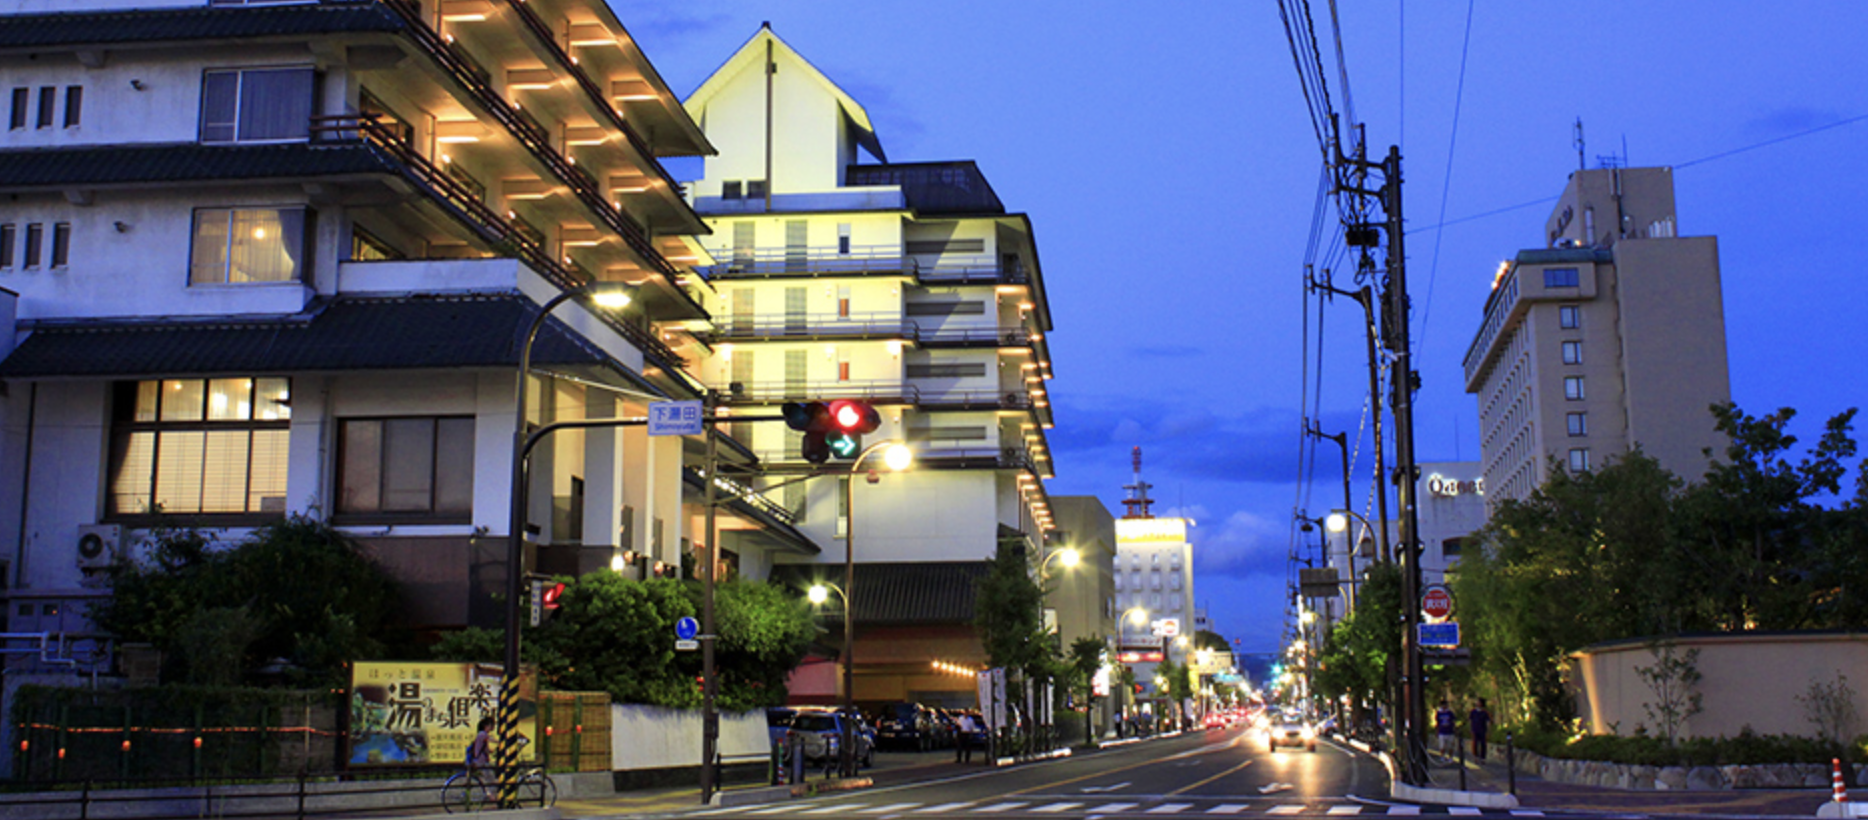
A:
[1037,545,1080,634]
[837,439,913,776]
[498,282,632,803]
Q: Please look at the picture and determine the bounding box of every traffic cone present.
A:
[1833,758,1847,803]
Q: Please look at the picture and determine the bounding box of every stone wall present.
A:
[1514,747,1861,791]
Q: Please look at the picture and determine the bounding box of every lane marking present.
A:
[1450,808,1483,816]
[1167,758,1254,796]
[859,803,924,814]
[913,803,975,813]
[745,806,809,815]
[1510,812,1545,817]
[1269,805,1307,815]
[977,803,1030,813]
[1259,782,1294,794]
[1033,803,1084,813]
[800,805,866,815]
[1328,806,1364,815]
[1008,735,1240,796]
[1147,804,1194,814]
[1207,805,1252,814]
[1083,782,1133,793]
[1088,803,1141,814]
[1385,806,1421,816]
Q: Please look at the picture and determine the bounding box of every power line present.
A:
[1414,0,1475,360]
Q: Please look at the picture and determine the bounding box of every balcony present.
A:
[714,379,920,405]
[700,244,915,280]
[917,256,1028,286]
[710,312,916,343]
[913,389,1034,411]
[918,325,1031,348]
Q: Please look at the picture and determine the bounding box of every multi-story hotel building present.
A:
[0,0,831,699]
[1463,167,1731,507]
[681,27,1058,707]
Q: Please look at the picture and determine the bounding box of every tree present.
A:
[1635,643,1703,745]
[975,537,1048,698]
[1314,562,1400,731]
[1066,635,1106,743]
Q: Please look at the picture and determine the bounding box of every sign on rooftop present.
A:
[1116,518,1189,543]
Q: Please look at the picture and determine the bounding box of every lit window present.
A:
[1564,376,1585,400]
[200,67,315,143]
[1567,412,1587,436]
[1544,267,1579,288]
[1561,341,1582,365]
[1568,448,1590,472]
[1558,305,1580,329]
[337,417,474,520]
[108,378,291,518]
[190,207,311,285]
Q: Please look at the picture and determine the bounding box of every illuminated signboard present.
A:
[1115,517,1189,543]
[348,662,538,766]
[1117,651,1166,663]
[1426,473,1485,498]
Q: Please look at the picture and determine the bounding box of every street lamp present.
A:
[837,439,912,775]
[499,281,632,803]
[1038,545,1079,634]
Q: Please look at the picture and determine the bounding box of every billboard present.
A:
[348,662,539,766]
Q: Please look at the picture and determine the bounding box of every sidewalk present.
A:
[1422,746,1835,817]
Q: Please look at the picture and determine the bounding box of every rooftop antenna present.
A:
[1573,117,1585,171]
[1120,446,1155,519]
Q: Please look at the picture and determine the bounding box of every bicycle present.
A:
[442,740,557,813]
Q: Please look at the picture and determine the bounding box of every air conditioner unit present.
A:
[76,524,121,569]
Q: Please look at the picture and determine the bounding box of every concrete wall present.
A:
[1573,633,1868,739]
[609,704,770,773]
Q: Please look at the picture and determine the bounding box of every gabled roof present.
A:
[0,4,402,50]
[682,24,886,163]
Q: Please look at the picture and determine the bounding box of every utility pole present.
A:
[1377,144,1427,786]
[1307,272,1391,565]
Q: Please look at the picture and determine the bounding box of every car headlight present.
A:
[1301,726,1316,739]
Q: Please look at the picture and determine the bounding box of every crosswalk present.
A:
[705,800,1548,817]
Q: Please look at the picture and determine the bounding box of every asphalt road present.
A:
[584,725,1585,820]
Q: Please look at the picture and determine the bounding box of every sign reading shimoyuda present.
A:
[348,662,538,766]
[1115,517,1190,543]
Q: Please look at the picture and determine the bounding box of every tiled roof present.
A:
[0,143,395,190]
[846,161,1005,215]
[0,4,404,50]
[0,294,634,379]
[774,561,991,625]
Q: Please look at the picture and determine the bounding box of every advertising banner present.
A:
[348,662,538,766]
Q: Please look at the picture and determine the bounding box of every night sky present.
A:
[618,1,1868,652]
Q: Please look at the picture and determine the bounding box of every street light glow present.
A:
[1127,608,1150,626]
[1058,547,1080,568]
[1325,512,1348,533]
[808,584,829,605]
[883,443,914,471]
[588,282,634,309]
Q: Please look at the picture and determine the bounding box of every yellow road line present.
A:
[1167,758,1255,795]
[1008,735,1242,797]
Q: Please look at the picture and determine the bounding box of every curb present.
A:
[790,776,873,797]
[1818,803,1868,818]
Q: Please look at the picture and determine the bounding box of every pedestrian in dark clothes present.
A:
[1469,698,1491,760]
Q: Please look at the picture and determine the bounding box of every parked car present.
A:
[787,710,874,767]
[1264,712,1317,752]
[929,708,959,749]
[765,707,797,746]
[875,701,938,751]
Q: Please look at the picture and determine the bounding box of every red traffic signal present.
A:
[825,400,881,435]
[541,581,565,610]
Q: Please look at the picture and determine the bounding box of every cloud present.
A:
[1190,510,1290,579]
[1745,105,1848,138]
[608,4,730,39]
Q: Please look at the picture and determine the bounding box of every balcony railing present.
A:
[367,0,705,318]
[310,114,682,366]
[914,389,1034,410]
[710,312,917,342]
[700,244,915,279]
[748,445,1034,470]
[918,325,1031,346]
[917,258,1028,285]
[715,380,920,404]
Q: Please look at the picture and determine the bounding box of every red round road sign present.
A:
[1422,585,1453,621]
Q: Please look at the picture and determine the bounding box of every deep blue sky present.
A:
[618,1,1868,653]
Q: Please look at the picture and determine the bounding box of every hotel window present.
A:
[108,378,291,519]
[1567,412,1588,437]
[1558,304,1580,329]
[8,88,24,129]
[22,224,42,268]
[190,207,311,285]
[336,417,474,520]
[35,86,53,129]
[50,223,69,268]
[1564,376,1585,400]
[200,67,315,143]
[0,224,13,268]
[1568,448,1591,473]
[837,285,851,318]
[1561,340,1582,365]
[745,179,767,200]
[1442,537,1464,558]
[1543,267,1579,288]
[721,181,742,200]
[62,86,81,128]
[837,223,851,255]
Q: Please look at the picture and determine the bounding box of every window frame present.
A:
[1564,375,1585,401]
[1558,304,1580,329]
[1543,267,1580,288]
[106,377,293,524]
[1567,411,1588,437]
[333,415,476,524]
[1561,340,1582,365]
[1568,448,1591,473]
[8,88,25,130]
[62,85,81,128]
[22,223,42,268]
[199,65,317,144]
[0,224,14,269]
[34,86,53,129]
[50,223,69,269]
[189,206,314,286]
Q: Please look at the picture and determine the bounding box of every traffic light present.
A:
[542,581,565,611]
[782,401,833,464]
[531,577,566,627]
[824,400,881,460]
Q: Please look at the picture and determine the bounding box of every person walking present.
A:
[955,711,977,763]
[1469,698,1491,760]
[1434,701,1457,758]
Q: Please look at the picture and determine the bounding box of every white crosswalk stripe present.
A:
[1449,808,1483,816]
[1206,805,1252,815]
[1087,803,1140,813]
[914,803,976,813]
[1510,812,1545,817]
[977,803,1030,813]
[1147,805,1195,814]
[1268,806,1308,815]
[800,805,866,815]
[744,806,808,815]
[859,803,924,814]
[1328,806,1364,815]
[1385,806,1421,816]
[1033,803,1084,813]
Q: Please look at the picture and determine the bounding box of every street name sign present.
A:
[1419,621,1460,647]
[648,401,704,436]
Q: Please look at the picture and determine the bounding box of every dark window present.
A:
[906,362,988,378]
[905,300,986,316]
[50,223,69,268]
[8,88,25,129]
[35,86,53,128]
[0,225,13,267]
[721,181,742,200]
[905,239,987,255]
[1559,305,1580,329]
[350,225,403,261]
[62,86,81,128]
[1544,267,1579,288]
[107,378,292,518]
[200,67,315,143]
[190,207,312,284]
[336,417,474,520]
[745,179,767,199]
[23,224,42,267]
[1441,538,1464,558]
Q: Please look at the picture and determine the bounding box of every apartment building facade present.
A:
[682,27,1059,707]
[0,0,839,705]
[1463,167,1731,507]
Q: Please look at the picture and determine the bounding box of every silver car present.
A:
[1264,713,1317,752]
[786,711,875,768]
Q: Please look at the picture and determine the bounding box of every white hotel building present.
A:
[681,27,1061,706]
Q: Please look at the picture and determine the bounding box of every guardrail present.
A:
[0,768,473,820]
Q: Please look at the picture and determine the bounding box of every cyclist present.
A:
[467,717,494,770]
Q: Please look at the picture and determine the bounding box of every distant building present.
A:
[1109,449,1194,700]
[1463,167,1731,507]
[1416,461,1486,587]
[1047,495,1118,734]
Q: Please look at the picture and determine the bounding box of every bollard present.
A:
[1835,758,1848,803]
[1457,731,1467,791]
[1507,733,1517,796]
